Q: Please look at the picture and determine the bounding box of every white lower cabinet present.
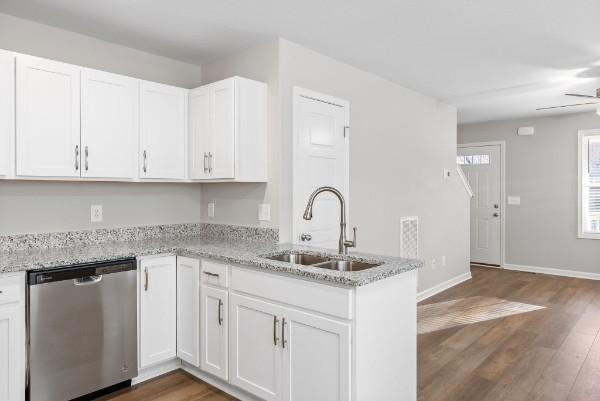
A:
[139,256,177,368]
[282,308,351,401]
[229,292,351,401]
[177,257,200,366]
[0,273,25,401]
[229,293,283,401]
[200,285,228,379]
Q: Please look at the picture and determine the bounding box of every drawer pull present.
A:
[203,271,220,278]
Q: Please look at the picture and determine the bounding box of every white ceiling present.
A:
[2,0,600,124]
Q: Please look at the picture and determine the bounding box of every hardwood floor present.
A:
[96,266,600,401]
[419,266,600,401]
[94,370,236,401]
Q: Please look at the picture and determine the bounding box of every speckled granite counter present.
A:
[0,224,422,286]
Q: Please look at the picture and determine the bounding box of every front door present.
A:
[293,89,349,249]
[458,144,502,265]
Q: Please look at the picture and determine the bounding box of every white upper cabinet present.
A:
[189,76,267,182]
[0,50,14,178]
[139,81,187,180]
[81,69,137,179]
[16,55,81,177]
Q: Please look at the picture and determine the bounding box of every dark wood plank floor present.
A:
[96,266,600,401]
[95,370,236,401]
[419,266,600,401]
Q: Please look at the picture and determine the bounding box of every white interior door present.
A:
[81,69,136,179]
[293,89,349,249]
[458,144,502,265]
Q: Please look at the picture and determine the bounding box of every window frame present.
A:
[578,129,600,240]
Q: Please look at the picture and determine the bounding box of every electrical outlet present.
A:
[258,204,271,221]
[431,259,437,270]
[91,205,103,223]
[207,203,215,218]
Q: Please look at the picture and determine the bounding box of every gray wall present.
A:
[278,40,470,293]
[0,13,203,234]
[458,112,600,274]
[200,41,280,228]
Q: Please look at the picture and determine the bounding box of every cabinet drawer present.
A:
[201,260,229,288]
[0,274,23,306]
[231,267,353,320]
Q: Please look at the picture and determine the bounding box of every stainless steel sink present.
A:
[265,253,330,265]
[312,260,381,272]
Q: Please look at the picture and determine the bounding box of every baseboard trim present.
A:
[132,359,182,385]
[181,363,260,401]
[503,263,600,281]
[417,272,472,302]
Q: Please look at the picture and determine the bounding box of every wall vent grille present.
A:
[400,216,419,259]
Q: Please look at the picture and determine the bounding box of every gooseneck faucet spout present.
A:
[303,186,357,255]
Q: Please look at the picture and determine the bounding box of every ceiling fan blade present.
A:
[536,101,600,111]
[565,93,599,99]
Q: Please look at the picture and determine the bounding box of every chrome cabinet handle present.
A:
[273,316,280,346]
[493,212,500,217]
[144,267,149,291]
[203,271,220,278]
[218,299,223,326]
[208,152,213,173]
[142,150,147,173]
[75,145,79,171]
[282,318,287,348]
[84,146,89,172]
[73,275,102,286]
[203,152,208,174]
[300,233,312,242]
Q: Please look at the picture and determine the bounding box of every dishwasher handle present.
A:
[73,275,103,286]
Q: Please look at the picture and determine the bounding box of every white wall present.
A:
[200,41,280,228]
[459,112,600,274]
[0,13,203,235]
[278,40,470,292]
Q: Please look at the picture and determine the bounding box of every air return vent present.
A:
[400,216,419,259]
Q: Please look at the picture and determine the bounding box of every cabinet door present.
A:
[0,306,25,401]
[139,81,186,179]
[16,55,81,177]
[176,257,200,366]
[0,51,14,178]
[201,285,228,379]
[188,86,211,179]
[229,293,283,401]
[81,69,136,179]
[282,308,351,401]
[139,256,177,368]
[210,79,235,179]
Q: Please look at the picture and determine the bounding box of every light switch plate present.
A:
[207,203,215,218]
[91,205,103,223]
[258,203,271,221]
[507,196,521,205]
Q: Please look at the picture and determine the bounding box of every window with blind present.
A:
[579,129,600,239]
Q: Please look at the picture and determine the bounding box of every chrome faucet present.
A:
[303,186,357,255]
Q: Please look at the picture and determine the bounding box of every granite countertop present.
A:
[0,235,422,286]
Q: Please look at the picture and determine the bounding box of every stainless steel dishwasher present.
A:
[27,258,138,401]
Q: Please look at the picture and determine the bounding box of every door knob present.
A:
[300,233,312,242]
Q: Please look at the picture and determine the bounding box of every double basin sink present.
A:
[263,252,381,272]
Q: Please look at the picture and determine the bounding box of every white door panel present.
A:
[282,308,350,401]
[294,91,348,249]
[229,293,282,401]
[458,145,502,265]
[0,51,14,178]
[176,257,200,366]
[188,87,211,179]
[16,55,81,177]
[81,69,136,179]
[210,79,235,179]
[201,285,228,379]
